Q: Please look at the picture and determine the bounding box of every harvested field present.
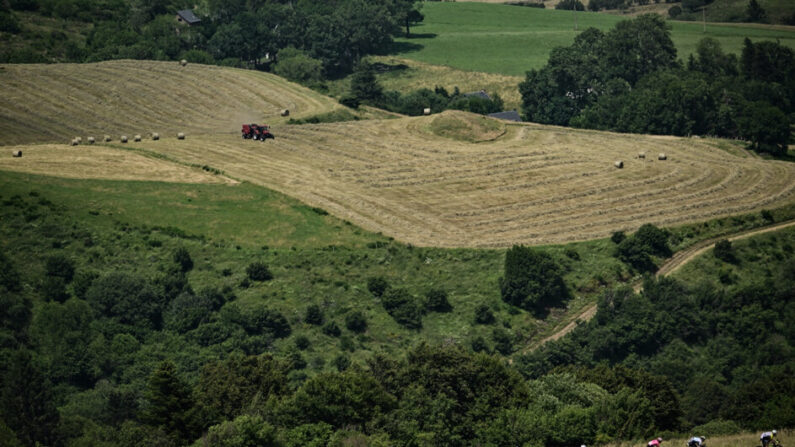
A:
[0,60,340,146]
[123,110,795,248]
[0,144,233,184]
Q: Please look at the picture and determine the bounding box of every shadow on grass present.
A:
[404,32,438,39]
[387,41,425,55]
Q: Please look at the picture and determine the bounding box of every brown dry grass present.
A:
[116,111,795,248]
[0,144,232,184]
[0,60,340,146]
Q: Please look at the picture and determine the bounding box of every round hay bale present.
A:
[177,132,185,140]
[152,132,159,141]
[637,152,645,159]
[280,109,290,117]
[614,160,624,169]
[658,153,667,160]
[423,108,431,116]
[71,139,79,146]
[87,136,95,144]
[12,150,22,157]
[180,59,188,67]
[104,135,112,142]
[121,135,128,143]
[134,134,142,142]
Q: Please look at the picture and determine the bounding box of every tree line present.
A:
[519,14,794,155]
[0,0,423,78]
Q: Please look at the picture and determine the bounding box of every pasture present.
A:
[394,2,795,75]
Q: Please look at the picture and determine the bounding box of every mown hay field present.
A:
[0,60,340,145]
[2,62,793,248]
[0,144,235,184]
[96,111,794,248]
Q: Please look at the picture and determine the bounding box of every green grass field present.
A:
[394,2,795,75]
[0,169,634,368]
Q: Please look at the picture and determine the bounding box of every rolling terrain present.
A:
[1,61,794,248]
[0,60,340,145]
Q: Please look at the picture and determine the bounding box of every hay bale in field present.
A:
[87,136,95,144]
[104,135,112,142]
[71,139,79,146]
[177,132,185,140]
[134,134,142,142]
[658,153,667,160]
[180,59,188,67]
[280,109,290,117]
[12,150,22,157]
[638,152,645,159]
[614,160,624,169]
[423,108,431,116]
[121,135,128,143]
[152,132,159,140]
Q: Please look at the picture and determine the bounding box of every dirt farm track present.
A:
[1,61,794,247]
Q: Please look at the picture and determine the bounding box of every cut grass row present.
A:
[394,2,795,75]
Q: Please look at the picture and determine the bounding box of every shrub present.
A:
[45,254,75,283]
[366,276,389,297]
[322,321,341,337]
[713,239,735,263]
[246,262,272,281]
[471,336,490,353]
[173,247,193,272]
[474,304,495,325]
[668,5,682,18]
[332,354,351,372]
[305,304,324,325]
[243,306,291,338]
[690,419,742,436]
[492,328,513,355]
[761,209,774,222]
[611,231,626,244]
[344,311,368,333]
[425,288,452,312]
[295,335,311,350]
[500,245,569,313]
[41,276,69,302]
[381,287,423,329]
[634,224,671,257]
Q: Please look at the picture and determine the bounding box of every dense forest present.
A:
[0,0,423,77]
[519,14,794,154]
[1,175,793,445]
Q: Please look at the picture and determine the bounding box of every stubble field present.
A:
[2,61,793,248]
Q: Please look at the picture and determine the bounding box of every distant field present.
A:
[0,60,340,145]
[394,2,795,75]
[326,56,524,110]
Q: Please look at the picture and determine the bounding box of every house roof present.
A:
[463,90,491,100]
[487,110,522,122]
[177,9,201,25]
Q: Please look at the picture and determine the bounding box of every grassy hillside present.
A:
[0,60,342,145]
[394,2,795,75]
[0,168,631,369]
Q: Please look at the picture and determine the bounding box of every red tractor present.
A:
[242,124,273,140]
